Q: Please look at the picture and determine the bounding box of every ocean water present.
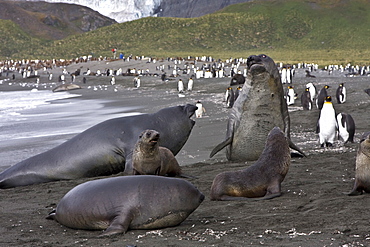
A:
[0,89,142,171]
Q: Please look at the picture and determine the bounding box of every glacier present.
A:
[27,0,162,23]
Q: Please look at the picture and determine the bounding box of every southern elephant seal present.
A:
[210,54,305,161]
[210,127,291,201]
[46,175,205,236]
[348,132,370,195]
[132,129,182,176]
[0,104,197,189]
[52,83,81,92]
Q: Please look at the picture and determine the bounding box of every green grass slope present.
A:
[0,20,49,58]
[4,0,370,64]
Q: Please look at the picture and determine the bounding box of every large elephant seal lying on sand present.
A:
[348,132,370,195]
[132,129,182,176]
[0,104,197,189]
[210,54,305,161]
[46,175,204,236]
[52,83,81,92]
[210,127,291,201]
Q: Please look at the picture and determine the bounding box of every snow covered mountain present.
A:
[25,0,161,23]
[21,0,250,23]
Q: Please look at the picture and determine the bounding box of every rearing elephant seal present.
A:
[132,129,182,176]
[46,175,205,236]
[210,127,290,201]
[348,132,370,195]
[0,104,197,189]
[210,54,304,161]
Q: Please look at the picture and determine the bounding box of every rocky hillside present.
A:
[6,0,252,23]
[0,0,116,40]
[155,0,251,18]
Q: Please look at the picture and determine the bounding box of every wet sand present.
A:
[1,58,370,246]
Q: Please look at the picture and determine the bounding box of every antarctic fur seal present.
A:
[210,127,291,200]
[210,54,305,161]
[0,104,197,188]
[132,129,182,176]
[348,132,370,195]
[46,175,205,236]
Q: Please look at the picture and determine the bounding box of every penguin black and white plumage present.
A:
[301,88,312,110]
[316,85,330,110]
[336,83,346,104]
[285,85,296,106]
[234,86,242,101]
[225,87,235,108]
[178,79,184,93]
[195,100,205,118]
[316,96,337,147]
[337,113,355,143]
[187,77,194,91]
[306,82,316,102]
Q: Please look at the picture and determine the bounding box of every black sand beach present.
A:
[0,58,370,246]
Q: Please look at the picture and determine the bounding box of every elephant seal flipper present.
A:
[209,137,232,158]
[100,208,134,237]
[287,138,307,158]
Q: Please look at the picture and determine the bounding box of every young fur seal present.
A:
[348,132,370,195]
[210,127,291,201]
[132,129,182,176]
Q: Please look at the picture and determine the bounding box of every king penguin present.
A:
[336,83,346,104]
[285,86,296,106]
[301,88,312,110]
[336,112,355,143]
[225,87,235,108]
[316,85,330,110]
[316,96,337,147]
[234,86,242,102]
[306,82,316,102]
